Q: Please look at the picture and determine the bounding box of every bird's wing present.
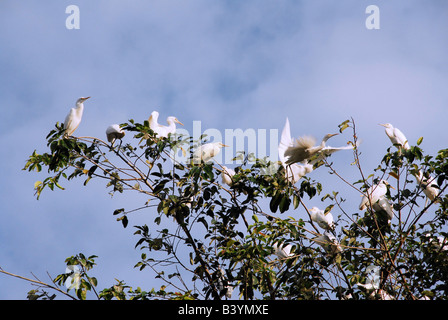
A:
[284,136,316,164]
[359,195,368,210]
[392,128,409,148]
[106,125,118,135]
[318,144,354,157]
[310,139,361,164]
[278,118,292,163]
[294,135,316,149]
[373,197,394,221]
[64,108,75,128]
[63,108,78,135]
[284,163,302,183]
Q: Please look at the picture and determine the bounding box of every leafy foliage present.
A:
[8,118,448,300]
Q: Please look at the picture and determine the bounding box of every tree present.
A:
[2,117,447,300]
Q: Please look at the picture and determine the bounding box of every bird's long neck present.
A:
[320,139,328,148]
[166,119,176,130]
[75,102,84,115]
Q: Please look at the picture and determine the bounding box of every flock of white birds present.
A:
[62,97,443,299]
[62,97,439,208]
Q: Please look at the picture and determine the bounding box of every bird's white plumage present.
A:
[310,207,335,230]
[359,180,390,210]
[284,132,345,165]
[312,143,356,163]
[372,197,394,221]
[314,232,342,255]
[273,242,294,260]
[193,142,228,163]
[63,97,90,136]
[379,123,410,150]
[424,233,448,252]
[221,166,235,186]
[278,118,314,183]
[415,170,440,201]
[148,111,183,138]
[106,124,125,144]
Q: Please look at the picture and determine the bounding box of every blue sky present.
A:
[0,1,447,299]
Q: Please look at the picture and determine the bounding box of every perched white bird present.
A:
[359,180,394,222]
[357,265,380,291]
[314,232,342,255]
[148,111,183,138]
[372,197,394,222]
[424,233,448,252]
[359,180,391,210]
[63,97,90,136]
[221,166,235,186]
[433,236,448,252]
[106,124,125,145]
[278,118,314,183]
[357,284,394,300]
[216,268,233,299]
[367,289,394,300]
[193,142,228,164]
[273,242,294,260]
[415,171,440,202]
[310,207,335,231]
[379,123,410,150]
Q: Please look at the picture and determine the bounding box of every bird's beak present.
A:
[221,144,229,147]
[330,133,339,137]
[379,123,387,127]
[175,119,184,126]
[84,96,91,100]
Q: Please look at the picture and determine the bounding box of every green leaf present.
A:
[34,181,42,190]
[269,192,281,213]
[113,208,125,215]
[117,215,128,228]
[279,195,290,213]
[338,120,350,133]
[252,214,259,223]
[417,136,423,146]
[293,194,300,209]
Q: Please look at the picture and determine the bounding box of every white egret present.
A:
[433,236,448,252]
[357,265,380,291]
[192,142,228,164]
[284,133,338,165]
[106,124,125,145]
[63,96,90,136]
[371,289,394,300]
[284,130,355,166]
[357,284,394,300]
[148,111,183,138]
[415,171,439,202]
[273,242,294,260]
[379,123,410,150]
[221,166,235,186]
[313,232,342,255]
[355,265,394,300]
[372,197,394,222]
[359,180,395,222]
[359,180,391,210]
[310,207,335,231]
[424,233,448,252]
[216,268,233,299]
[278,118,314,183]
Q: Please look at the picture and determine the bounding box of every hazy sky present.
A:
[0,1,447,299]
